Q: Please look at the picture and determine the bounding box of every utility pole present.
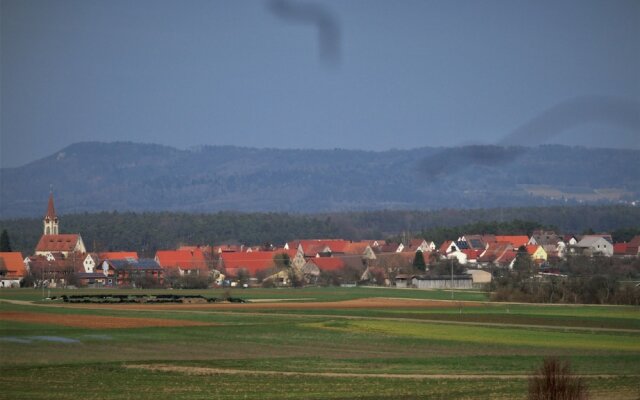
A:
[451,258,454,300]
[448,244,456,301]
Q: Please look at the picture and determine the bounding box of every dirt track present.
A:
[0,311,216,329]
[125,363,632,380]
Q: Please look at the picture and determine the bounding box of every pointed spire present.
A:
[45,190,57,220]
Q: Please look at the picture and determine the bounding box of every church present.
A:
[34,192,86,257]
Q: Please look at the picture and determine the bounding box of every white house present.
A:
[82,254,100,273]
[574,236,614,257]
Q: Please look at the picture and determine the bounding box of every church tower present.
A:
[43,192,59,235]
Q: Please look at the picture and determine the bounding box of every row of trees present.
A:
[2,206,640,256]
[491,254,640,305]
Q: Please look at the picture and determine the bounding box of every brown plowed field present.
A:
[65,297,482,311]
[0,311,216,329]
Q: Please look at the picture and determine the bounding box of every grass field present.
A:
[1,287,639,399]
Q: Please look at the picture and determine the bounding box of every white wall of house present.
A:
[0,279,21,288]
[291,252,306,269]
[446,250,467,265]
[83,255,96,273]
[363,246,377,260]
[578,237,614,257]
[466,269,492,284]
[412,277,473,289]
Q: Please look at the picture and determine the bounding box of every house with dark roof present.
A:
[477,242,514,267]
[528,230,561,246]
[613,236,640,257]
[25,253,82,287]
[378,242,403,253]
[100,258,163,287]
[572,236,614,257]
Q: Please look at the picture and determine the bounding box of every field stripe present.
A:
[4,298,639,333]
[124,364,636,380]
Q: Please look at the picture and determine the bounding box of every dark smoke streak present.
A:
[267,0,341,66]
[420,95,640,178]
[501,95,640,146]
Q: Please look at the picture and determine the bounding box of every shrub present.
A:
[528,357,588,400]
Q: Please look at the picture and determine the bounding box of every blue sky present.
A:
[1,0,639,167]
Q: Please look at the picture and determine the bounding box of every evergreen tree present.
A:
[513,245,534,275]
[274,253,291,269]
[0,229,12,252]
[413,250,426,271]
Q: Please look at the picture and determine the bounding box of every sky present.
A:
[1,0,639,168]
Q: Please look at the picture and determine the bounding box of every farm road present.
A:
[124,364,637,380]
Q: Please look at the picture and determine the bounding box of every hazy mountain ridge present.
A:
[1,142,639,217]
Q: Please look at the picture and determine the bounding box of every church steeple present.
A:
[44,191,59,235]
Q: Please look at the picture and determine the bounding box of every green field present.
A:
[1,287,639,399]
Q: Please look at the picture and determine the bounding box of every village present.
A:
[1,193,639,291]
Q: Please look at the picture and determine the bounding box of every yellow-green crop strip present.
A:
[306,319,640,352]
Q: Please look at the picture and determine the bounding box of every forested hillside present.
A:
[1,142,639,217]
[2,206,639,256]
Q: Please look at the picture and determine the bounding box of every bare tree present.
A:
[528,358,588,400]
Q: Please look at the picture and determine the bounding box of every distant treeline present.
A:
[3,142,640,217]
[1,205,639,256]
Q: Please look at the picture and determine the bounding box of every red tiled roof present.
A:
[155,249,207,271]
[478,242,512,263]
[307,257,345,272]
[342,242,370,255]
[439,240,454,254]
[420,251,432,265]
[219,251,281,277]
[302,243,330,257]
[0,252,25,277]
[621,236,640,255]
[379,243,401,253]
[497,249,518,265]
[178,245,213,254]
[35,234,81,253]
[402,244,421,253]
[27,255,79,273]
[98,252,138,260]
[628,236,640,247]
[525,245,540,255]
[213,244,243,253]
[494,236,529,249]
[613,243,628,255]
[289,239,351,254]
[461,249,483,260]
